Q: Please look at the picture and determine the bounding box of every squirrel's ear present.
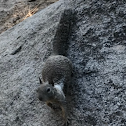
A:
[39,77,42,84]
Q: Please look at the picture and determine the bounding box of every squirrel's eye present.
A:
[46,87,51,93]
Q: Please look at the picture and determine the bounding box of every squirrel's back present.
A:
[42,55,72,84]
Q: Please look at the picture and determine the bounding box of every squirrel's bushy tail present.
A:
[52,9,74,56]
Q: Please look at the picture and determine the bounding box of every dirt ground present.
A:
[0,0,58,34]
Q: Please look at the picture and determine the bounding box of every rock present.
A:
[0,0,126,126]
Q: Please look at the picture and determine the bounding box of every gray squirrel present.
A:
[36,9,74,126]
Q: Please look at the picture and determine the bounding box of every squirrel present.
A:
[36,9,74,126]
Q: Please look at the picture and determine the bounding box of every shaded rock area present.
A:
[0,0,126,126]
[0,0,58,34]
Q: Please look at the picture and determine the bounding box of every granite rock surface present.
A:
[0,0,126,126]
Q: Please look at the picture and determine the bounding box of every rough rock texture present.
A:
[0,0,126,126]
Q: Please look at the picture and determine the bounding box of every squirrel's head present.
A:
[36,78,55,102]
